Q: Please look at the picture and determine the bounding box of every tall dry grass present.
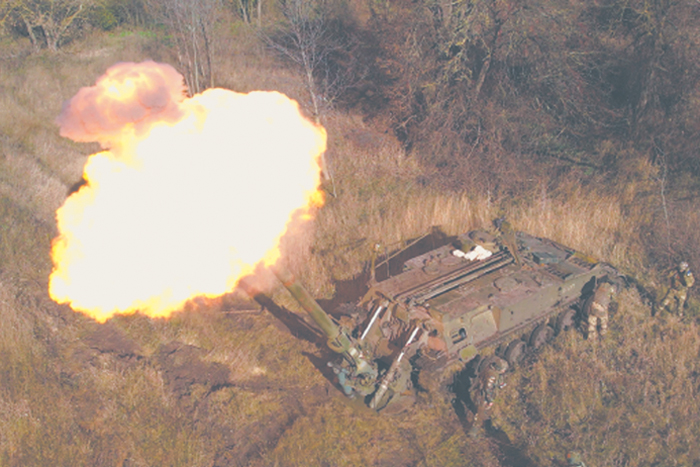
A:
[0,15,698,467]
[261,95,700,466]
[511,183,639,272]
[278,109,667,302]
[0,26,387,467]
[494,287,700,466]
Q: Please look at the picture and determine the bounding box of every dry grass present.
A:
[511,183,639,272]
[0,17,698,467]
[494,288,700,466]
[281,113,656,300]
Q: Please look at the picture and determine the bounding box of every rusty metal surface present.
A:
[363,231,617,361]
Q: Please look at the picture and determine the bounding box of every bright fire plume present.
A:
[49,61,326,323]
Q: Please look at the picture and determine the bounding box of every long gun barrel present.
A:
[272,264,342,343]
[271,264,376,380]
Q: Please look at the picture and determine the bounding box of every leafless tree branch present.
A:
[148,0,218,95]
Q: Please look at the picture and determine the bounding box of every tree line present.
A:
[360,0,700,265]
[2,0,699,264]
[3,0,698,178]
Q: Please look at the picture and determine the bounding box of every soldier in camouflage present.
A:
[659,261,695,316]
[584,282,615,341]
[482,357,508,408]
[468,357,508,437]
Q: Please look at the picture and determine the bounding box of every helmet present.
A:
[490,357,509,374]
[566,451,584,466]
[679,261,689,272]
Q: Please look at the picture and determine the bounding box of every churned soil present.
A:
[155,341,231,396]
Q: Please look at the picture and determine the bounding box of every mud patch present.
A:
[155,341,230,396]
[83,323,142,358]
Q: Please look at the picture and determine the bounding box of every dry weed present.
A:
[0,16,698,467]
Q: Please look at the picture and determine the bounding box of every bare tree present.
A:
[227,0,260,26]
[266,0,331,123]
[236,0,250,23]
[107,0,149,27]
[0,1,13,27]
[8,0,90,51]
[149,0,218,95]
[265,0,366,186]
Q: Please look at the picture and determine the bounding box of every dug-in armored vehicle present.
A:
[272,224,620,413]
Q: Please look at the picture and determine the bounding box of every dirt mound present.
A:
[83,323,142,358]
[155,341,230,396]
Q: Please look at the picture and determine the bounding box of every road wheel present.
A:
[529,324,554,349]
[504,340,528,367]
[476,355,501,375]
[556,308,577,334]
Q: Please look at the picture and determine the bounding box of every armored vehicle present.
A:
[272,226,620,412]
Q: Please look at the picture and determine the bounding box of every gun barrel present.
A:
[271,264,378,395]
[272,264,340,340]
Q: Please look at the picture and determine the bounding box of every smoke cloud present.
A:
[49,61,326,322]
[56,61,187,147]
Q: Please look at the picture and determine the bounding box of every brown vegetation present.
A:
[0,0,699,466]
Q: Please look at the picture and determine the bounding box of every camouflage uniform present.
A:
[468,357,508,436]
[481,358,508,407]
[659,262,695,316]
[584,282,614,341]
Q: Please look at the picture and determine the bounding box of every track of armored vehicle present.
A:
[273,226,621,412]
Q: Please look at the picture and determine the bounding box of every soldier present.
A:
[659,261,695,316]
[494,217,522,267]
[482,357,508,408]
[468,357,508,436]
[584,282,615,341]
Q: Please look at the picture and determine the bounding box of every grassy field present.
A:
[0,14,699,467]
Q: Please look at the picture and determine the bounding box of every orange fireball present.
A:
[49,61,326,323]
